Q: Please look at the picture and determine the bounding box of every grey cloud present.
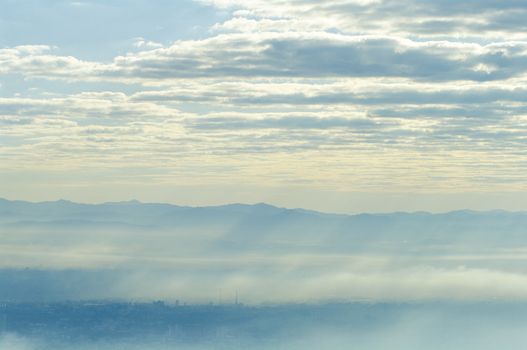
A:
[369,105,508,119]
[0,116,33,125]
[186,116,381,130]
[405,19,479,35]
[232,88,527,106]
[207,0,527,38]
[113,35,524,81]
[131,84,527,118]
[415,0,527,14]
[482,9,527,31]
[4,35,527,82]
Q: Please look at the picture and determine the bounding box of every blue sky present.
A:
[0,0,227,58]
[1,0,527,212]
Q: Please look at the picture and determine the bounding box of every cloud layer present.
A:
[1,0,527,209]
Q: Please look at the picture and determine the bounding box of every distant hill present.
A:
[1,198,526,253]
[2,198,527,302]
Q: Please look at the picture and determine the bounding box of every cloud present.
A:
[131,79,527,107]
[186,115,381,130]
[200,0,527,39]
[2,86,527,194]
[2,0,527,202]
[0,46,102,79]
[3,34,527,82]
[133,37,163,49]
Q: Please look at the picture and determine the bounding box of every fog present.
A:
[2,302,527,350]
[2,199,527,303]
[2,199,527,349]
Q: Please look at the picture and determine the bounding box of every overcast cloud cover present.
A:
[2,0,527,212]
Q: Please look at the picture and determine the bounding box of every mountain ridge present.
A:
[1,197,525,217]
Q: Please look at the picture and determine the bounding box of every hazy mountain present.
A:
[1,198,526,252]
[1,198,527,303]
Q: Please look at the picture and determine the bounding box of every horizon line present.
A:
[1,196,524,217]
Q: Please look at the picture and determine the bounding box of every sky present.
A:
[1,0,527,213]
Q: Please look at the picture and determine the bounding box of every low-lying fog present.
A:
[2,199,527,348]
[2,302,527,350]
[2,199,527,303]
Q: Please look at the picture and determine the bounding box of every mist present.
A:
[2,199,527,349]
[2,199,527,303]
[2,302,527,350]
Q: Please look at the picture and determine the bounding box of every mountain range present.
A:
[1,198,527,302]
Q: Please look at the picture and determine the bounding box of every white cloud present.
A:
[133,37,164,49]
[200,0,527,39]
